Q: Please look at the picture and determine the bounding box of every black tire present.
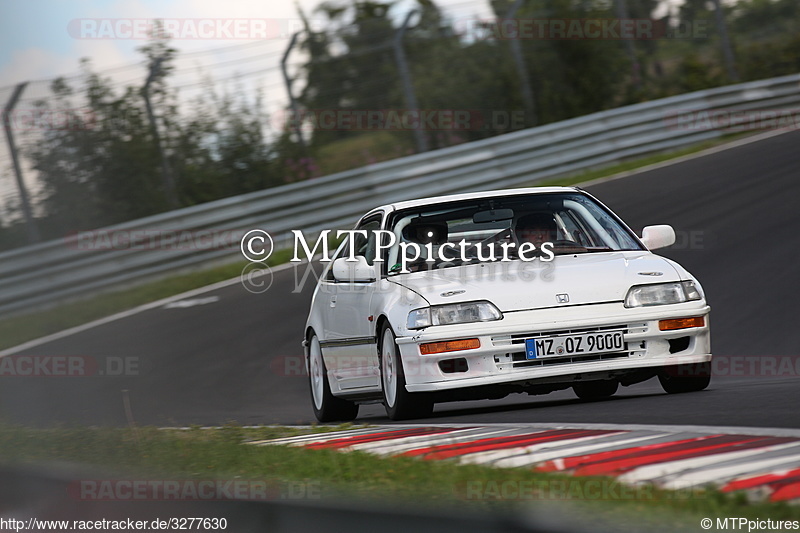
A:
[573,380,618,400]
[307,333,359,422]
[379,323,434,421]
[659,361,711,394]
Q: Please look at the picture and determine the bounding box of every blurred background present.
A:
[1,0,798,250]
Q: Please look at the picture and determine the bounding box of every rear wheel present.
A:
[379,324,434,420]
[573,380,618,400]
[308,333,359,422]
[659,361,711,394]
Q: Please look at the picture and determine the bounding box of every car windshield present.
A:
[386,192,642,273]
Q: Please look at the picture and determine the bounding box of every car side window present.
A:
[354,218,382,266]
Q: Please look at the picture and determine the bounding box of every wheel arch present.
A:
[303,326,315,368]
[375,315,393,351]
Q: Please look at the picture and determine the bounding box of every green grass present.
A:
[0,132,755,352]
[535,132,752,188]
[0,424,796,530]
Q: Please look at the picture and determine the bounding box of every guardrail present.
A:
[2,73,799,316]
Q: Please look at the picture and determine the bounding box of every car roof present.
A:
[374,186,582,214]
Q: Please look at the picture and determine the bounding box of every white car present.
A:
[303,187,711,421]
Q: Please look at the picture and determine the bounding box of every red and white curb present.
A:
[255,423,800,503]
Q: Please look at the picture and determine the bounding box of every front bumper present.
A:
[395,301,711,393]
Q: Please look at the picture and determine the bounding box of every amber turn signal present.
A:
[420,338,480,355]
[659,316,705,331]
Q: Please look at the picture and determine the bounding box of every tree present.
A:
[26,35,286,238]
[296,1,405,148]
[29,61,168,233]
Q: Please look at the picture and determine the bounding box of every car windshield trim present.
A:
[384,192,643,273]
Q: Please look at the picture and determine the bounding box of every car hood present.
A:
[388,252,682,311]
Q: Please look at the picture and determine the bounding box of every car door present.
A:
[319,214,382,391]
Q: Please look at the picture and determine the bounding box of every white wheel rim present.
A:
[381,329,398,408]
[309,336,324,410]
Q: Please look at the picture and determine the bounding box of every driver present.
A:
[515,213,558,245]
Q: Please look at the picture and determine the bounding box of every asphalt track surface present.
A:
[2,131,799,429]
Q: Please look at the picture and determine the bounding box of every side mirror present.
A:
[332,256,376,282]
[640,225,676,250]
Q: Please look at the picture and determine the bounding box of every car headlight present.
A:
[624,281,702,308]
[407,301,503,329]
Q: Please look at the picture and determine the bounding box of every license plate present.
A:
[525,331,626,359]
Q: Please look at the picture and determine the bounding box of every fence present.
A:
[2,73,799,316]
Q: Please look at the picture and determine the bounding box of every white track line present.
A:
[459,433,626,466]
[578,129,792,189]
[450,433,620,465]
[619,442,800,485]
[660,450,800,490]
[331,427,476,452]
[251,426,386,446]
[353,427,520,455]
[0,260,301,357]
[488,433,670,469]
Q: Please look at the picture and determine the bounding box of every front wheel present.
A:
[658,361,711,394]
[379,324,434,420]
[308,333,359,422]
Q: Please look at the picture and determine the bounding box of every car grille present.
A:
[491,323,647,370]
